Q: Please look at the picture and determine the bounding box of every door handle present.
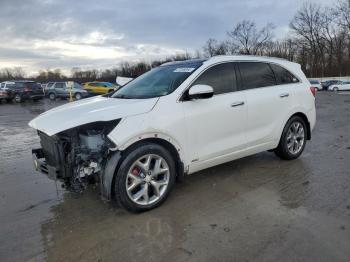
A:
[280,93,289,98]
[231,101,245,107]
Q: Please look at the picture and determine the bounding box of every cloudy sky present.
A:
[0,0,335,75]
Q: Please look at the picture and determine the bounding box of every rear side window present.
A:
[239,62,276,90]
[15,82,25,88]
[27,82,41,88]
[192,63,236,95]
[270,64,299,85]
[55,83,65,89]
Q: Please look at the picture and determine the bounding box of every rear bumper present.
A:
[32,148,58,180]
[28,94,45,99]
[0,93,8,99]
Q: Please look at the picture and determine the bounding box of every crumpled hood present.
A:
[29,96,158,136]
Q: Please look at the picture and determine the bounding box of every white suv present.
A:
[29,55,316,212]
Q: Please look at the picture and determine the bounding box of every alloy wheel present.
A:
[286,122,305,155]
[126,154,170,206]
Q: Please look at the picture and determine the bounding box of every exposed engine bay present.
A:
[33,120,120,194]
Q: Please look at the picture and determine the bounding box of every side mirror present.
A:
[187,85,214,100]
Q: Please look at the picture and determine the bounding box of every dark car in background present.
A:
[0,81,44,103]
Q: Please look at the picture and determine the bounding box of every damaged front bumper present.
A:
[31,120,122,201]
[32,146,122,202]
[32,148,58,180]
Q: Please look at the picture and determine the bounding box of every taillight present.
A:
[310,86,317,97]
[24,87,32,92]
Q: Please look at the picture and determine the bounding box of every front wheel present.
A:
[114,143,176,212]
[49,93,56,100]
[333,87,339,92]
[274,116,307,160]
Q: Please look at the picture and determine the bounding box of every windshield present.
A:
[104,82,115,87]
[112,62,203,99]
[309,80,319,84]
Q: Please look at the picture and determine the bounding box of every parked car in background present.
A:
[47,81,89,100]
[0,83,9,102]
[321,80,342,90]
[328,81,350,91]
[309,79,322,91]
[83,81,118,95]
[0,81,44,102]
[30,56,316,212]
[42,82,55,94]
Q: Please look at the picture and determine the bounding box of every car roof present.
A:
[161,55,300,68]
[206,55,300,67]
[161,59,207,67]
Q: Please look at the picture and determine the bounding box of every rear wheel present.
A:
[75,93,82,100]
[114,143,176,212]
[14,94,22,103]
[274,116,307,160]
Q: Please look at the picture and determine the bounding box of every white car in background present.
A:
[29,55,316,212]
[328,81,350,91]
[309,79,322,91]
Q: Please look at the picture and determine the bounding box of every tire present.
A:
[14,94,22,103]
[75,93,82,100]
[333,87,339,92]
[49,93,56,100]
[274,116,307,160]
[5,98,12,103]
[114,143,176,212]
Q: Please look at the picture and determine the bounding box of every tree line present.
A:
[1,0,350,83]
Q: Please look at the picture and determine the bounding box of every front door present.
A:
[182,62,247,171]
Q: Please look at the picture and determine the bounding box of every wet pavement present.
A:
[0,93,350,262]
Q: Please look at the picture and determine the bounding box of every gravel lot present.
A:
[0,92,350,262]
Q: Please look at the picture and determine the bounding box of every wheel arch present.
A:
[121,137,185,180]
[285,112,311,140]
[102,137,185,202]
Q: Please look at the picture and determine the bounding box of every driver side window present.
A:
[192,63,237,95]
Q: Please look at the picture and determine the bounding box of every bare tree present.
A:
[290,3,326,76]
[227,20,274,55]
[203,38,231,57]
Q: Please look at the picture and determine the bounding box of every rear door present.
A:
[237,62,295,148]
[54,82,65,97]
[182,62,247,168]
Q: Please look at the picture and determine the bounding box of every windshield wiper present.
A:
[113,94,133,99]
